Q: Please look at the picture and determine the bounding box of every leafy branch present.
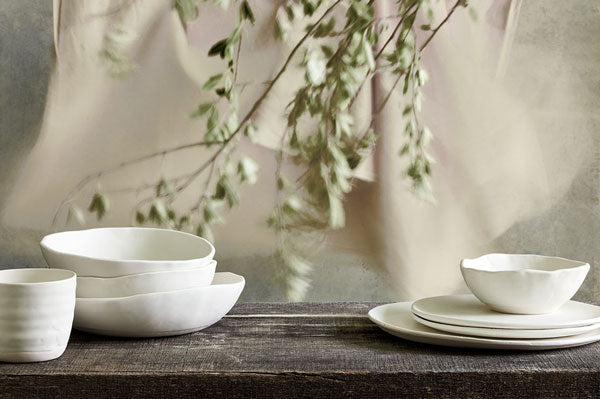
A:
[63,0,468,300]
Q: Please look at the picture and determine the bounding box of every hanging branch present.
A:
[62,0,468,300]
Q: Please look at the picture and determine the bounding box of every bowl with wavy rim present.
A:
[73,272,244,337]
[461,254,589,314]
[76,260,217,298]
[41,227,215,278]
[0,268,76,363]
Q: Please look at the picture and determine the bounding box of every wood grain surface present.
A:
[1,302,599,398]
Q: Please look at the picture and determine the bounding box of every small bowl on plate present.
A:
[0,268,76,362]
[41,227,215,277]
[76,260,217,298]
[73,272,244,337]
[461,253,589,314]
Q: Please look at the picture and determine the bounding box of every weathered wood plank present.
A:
[1,302,599,398]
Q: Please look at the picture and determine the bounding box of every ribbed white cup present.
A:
[0,268,76,362]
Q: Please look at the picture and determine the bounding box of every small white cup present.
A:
[0,268,76,362]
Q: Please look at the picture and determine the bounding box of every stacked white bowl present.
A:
[40,227,244,337]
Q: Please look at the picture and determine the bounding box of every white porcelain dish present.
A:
[369,302,600,350]
[461,253,589,314]
[76,260,217,298]
[73,272,244,337]
[41,227,215,277]
[0,268,76,363]
[412,294,600,330]
[412,313,600,339]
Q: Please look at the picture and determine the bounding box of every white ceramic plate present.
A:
[76,260,217,298]
[41,227,215,277]
[369,302,600,350]
[73,272,244,337]
[412,295,600,330]
[412,313,600,339]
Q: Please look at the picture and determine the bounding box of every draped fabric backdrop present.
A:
[1,0,591,300]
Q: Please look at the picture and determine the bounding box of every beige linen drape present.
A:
[2,0,587,300]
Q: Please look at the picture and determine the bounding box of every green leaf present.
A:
[306,52,326,86]
[283,195,302,214]
[207,107,219,132]
[416,69,428,86]
[313,17,336,38]
[420,24,431,31]
[208,39,228,58]
[321,45,334,59]
[277,175,293,191]
[328,192,345,228]
[244,122,257,142]
[156,178,175,197]
[237,157,259,184]
[178,215,190,229]
[190,103,213,119]
[196,222,214,242]
[174,0,198,23]
[148,199,168,224]
[240,0,255,24]
[203,199,221,224]
[275,8,292,41]
[88,193,109,220]
[214,175,239,208]
[362,38,375,70]
[135,211,145,224]
[203,73,223,90]
[67,205,85,226]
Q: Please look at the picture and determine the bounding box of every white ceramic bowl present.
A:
[73,272,244,337]
[76,260,217,298]
[0,268,76,363]
[461,254,590,314]
[41,227,215,277]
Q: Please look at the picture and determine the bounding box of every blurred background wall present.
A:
[0,0,598,302]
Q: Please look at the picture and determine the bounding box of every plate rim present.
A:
[368,302,600,350]
[411,294,600,330]
[411,313,600,339]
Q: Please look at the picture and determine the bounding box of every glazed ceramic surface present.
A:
[461,253,589,314]
[412,313,600,339]
[412,294,600,330]
[369,302,600,350]
[0,268,76,362]
[76,260,217,298]
[73,272,244,337]
[41,227,215,277]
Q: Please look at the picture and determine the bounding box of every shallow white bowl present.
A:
[0,268,76,363]
[76,260,217,298]
[73,272,244,337]
[41,227,215,278]
[461,254,590,314]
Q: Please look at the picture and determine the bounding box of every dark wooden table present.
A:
[1,302,599,398]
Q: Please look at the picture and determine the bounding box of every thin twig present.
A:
[374,4,417,61]
[51,140,220,226]
[419,0,462,52]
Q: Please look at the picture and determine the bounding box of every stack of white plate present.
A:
[40,227,244,337]
[370,254,600,350]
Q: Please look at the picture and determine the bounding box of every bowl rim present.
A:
[460,253,590,274]
[0,268,76,286]
[75,260,217,281]
[40,227,215,265]
[75,272,243,301]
